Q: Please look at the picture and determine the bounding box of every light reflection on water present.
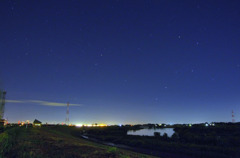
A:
[127,128,175,137]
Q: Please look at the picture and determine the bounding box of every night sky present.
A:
[0,0,240,124]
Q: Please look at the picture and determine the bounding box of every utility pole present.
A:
[0,91,6,120]
[0,91,6,131]
[65,102,69,125]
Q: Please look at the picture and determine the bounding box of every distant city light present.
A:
[75,123,107,127]
[99,124,107,127]
[76,124,82,127]
[209,123,215,126]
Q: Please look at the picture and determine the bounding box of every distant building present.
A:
[33,119,42,127]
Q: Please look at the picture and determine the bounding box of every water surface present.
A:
[127,128,174,137]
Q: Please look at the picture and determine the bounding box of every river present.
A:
[127,128,175,137]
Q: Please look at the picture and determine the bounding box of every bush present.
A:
[154,132,160,137]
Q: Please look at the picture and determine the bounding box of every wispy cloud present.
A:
[5,100,24,103]
[5,99,82,107]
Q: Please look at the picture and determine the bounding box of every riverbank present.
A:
[78,123,240,158]
[81,135,192,158]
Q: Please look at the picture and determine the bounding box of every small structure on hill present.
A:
[33,119,42,127]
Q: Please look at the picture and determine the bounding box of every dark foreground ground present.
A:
[0,127,155,158]
[1,123,240,158]
[80,123,240,158]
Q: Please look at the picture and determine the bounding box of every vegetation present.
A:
[77,123,240,158]
[0,127,19,157]
[0,126,155,158]
[1,123,239,158]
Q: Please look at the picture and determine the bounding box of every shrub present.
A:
[154,132,160,137]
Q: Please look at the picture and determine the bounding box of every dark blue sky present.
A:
[0,0,240,124]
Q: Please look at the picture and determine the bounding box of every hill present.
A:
[0,126,155,158]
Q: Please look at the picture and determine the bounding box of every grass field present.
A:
[0,126,156,158]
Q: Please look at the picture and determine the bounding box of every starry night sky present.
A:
[0,0,240,124]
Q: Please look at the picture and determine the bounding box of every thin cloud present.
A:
[5,99,82,107]
[5,100,24,103]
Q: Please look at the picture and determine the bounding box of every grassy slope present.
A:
[1,127,156,158]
